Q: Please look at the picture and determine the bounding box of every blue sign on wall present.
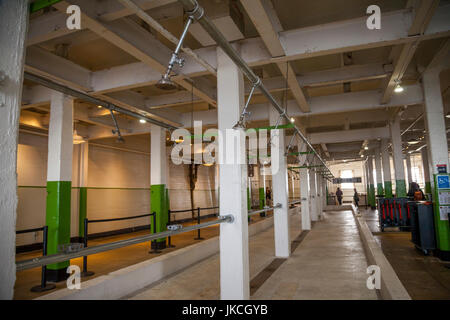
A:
[437,175,450,189]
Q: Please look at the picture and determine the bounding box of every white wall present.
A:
[16,132,218,247]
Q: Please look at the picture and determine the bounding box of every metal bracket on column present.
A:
[219,214,235,223]
[109,108,124,143]
[233,79,260,129]
[285,133,297,156]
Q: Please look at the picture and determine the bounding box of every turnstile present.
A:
[378,197,411,231]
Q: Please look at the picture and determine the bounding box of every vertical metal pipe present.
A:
[195,207,204,240]
[41,226,48,288]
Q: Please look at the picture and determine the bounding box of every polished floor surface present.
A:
[128,210,377,300]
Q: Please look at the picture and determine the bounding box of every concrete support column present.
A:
[269,105,290,258]
[150,124,168,250]
[217,47,249,299]
[0,0,29,299]
[390,114,407,197]
[422,69,450,257]
[367,156,376,208]
[299,168,311,230]
[406,153,413,189]
[421,147,431,194]
[374,147,384,196]
[381,139,393,198]
[309,169,318,220]
[46,91,74,281]
[78,143,89,239]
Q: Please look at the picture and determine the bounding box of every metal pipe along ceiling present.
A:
[176,0,333,179]
[24,72,178,131]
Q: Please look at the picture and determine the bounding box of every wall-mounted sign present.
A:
[333,177,362,184]
[437,164,447,174]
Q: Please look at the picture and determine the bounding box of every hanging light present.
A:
[73,130,85,144]
[364,146,369,150]
[394,80,404,93]
[139,119,147,124]
[290,117,295,123]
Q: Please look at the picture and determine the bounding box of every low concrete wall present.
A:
[350,205,411,300]
[324,204,353,211]
[37,213,278,300]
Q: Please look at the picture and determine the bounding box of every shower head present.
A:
[156,74,177,91]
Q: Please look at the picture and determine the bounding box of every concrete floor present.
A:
[14,213,269,300]
[359,206,450,300]
[128,210,377,300]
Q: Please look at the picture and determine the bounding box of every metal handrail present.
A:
[169,206,219,214]
[87,213,153,224]
[248,203,281,217]
[16,226,45,235]
[16,215,233,272]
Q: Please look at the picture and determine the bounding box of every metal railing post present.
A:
[167,209,175,248]
[149,212,162,254]
[194,207,204,240]
[30,226,56,292]
[81,218,94,277]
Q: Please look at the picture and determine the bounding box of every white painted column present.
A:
[421,147,431,193]
[0,0,29,300]
[390,114,407,197]
[269,105,290,257]
[406,153,413,186]
[47,92,74,183]
[381,139,393,197]
[299,168,311,230]
[309,169,318,220]
[151,125,167,185]
[422,70,449,177]
[217,47,249,300]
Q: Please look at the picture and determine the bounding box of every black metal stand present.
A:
[167,209,175,248]
[194,207,204,240]
[149,212,162,254]
[81,218,95,277]
[30,226,56,292]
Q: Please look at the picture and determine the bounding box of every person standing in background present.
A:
[353,188,360,207]
[336,187,343,205]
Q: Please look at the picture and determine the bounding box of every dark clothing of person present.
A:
[353,191,360,207]
[336,189,343,205]
[407,182,425,200]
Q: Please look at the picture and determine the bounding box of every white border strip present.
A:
[350,204,411,300]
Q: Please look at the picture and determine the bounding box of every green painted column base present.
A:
[376,183,384,197]
[258,187,265,209]
[46,181,72,280]
[432,174,450,255]
[151,184,168,249]
[78,187,87,239]
[384,181,393,198]
[425,181,432,194]
[396,179,407,198]
[368,184,376,208]
[247,187,251,210]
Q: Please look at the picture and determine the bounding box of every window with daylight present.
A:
[341,169,354,189]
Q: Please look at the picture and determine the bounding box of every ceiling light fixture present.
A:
[394,80,404,93]
[364,146,369,150]
[139,119,147,124]
[73,130,86,145]
[290,117,295,123]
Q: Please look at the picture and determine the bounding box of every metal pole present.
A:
[17,215,233,271]
[150,212,162,254]
[176,0,332,179]
[194,207,204,240]
[23,72,177,131]
[167,209,175,248]
[30,226,56,292]
[81,218,94,277]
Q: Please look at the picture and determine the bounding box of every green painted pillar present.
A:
[433,174,450,258]
[258,187,265,209]
[46,181,72,274]
[395,180,407,198]
[78,187,87,238]
[151,184,168,247]
[46,91,74,281]
[425,181,432,194]
[384,181,393,198]
[369,184,376,207]
[377,183,384,197]
[247,187,251,210]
